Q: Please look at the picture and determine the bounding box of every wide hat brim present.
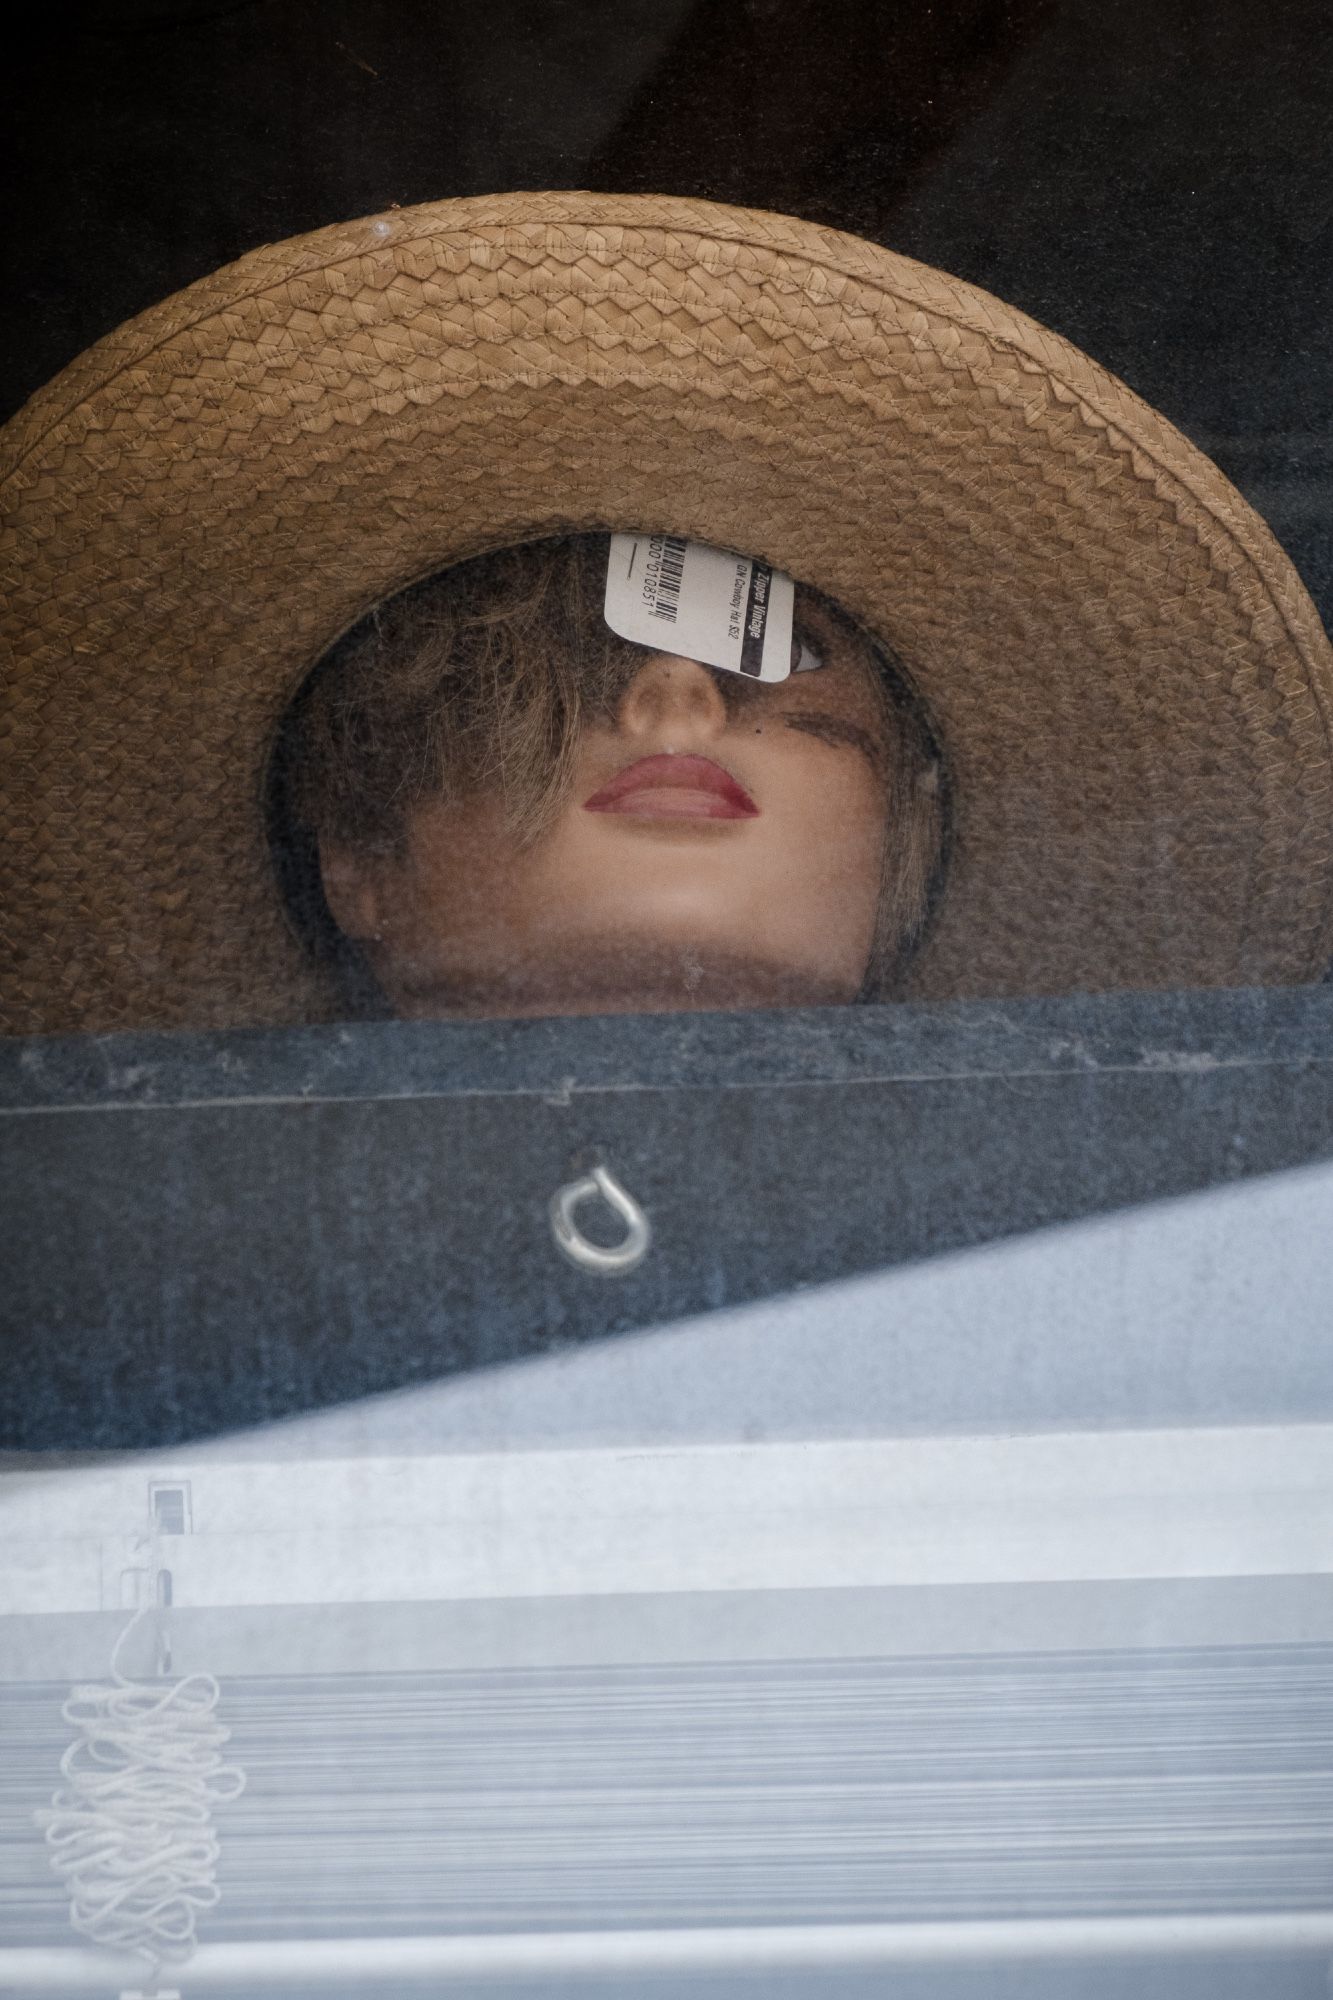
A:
[3,190,1332,1035]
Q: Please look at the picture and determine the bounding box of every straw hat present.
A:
[3,190,1332,1035]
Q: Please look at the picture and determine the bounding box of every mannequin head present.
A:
[274,535,947,1018]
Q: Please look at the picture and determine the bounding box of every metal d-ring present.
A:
[549,1163,652,1276]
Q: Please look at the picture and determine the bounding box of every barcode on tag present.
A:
[647,535,688,623]
[603,532,796,683]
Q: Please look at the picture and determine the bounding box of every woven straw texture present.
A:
[3,190,1333,1034]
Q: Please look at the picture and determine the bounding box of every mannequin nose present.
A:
[616,652,729,741]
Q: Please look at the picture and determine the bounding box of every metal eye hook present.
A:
[549,1163,652,1276]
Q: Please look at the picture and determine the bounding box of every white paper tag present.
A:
[604,533,796,683]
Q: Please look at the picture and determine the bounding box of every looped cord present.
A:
[35,1606,246,1969]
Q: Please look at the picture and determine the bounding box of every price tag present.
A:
[604,533,799,682]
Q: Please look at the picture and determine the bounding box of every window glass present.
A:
[3,4,1331,1995]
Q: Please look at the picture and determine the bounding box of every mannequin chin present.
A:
[319,611,894,1020]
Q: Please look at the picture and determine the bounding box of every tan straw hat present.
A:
[3,190,1332,1035]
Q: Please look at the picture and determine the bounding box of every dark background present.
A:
[5,0,1333,628]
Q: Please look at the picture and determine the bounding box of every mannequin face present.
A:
[320,603,893,1018]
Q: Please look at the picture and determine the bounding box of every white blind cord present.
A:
[34,1604,246,1979]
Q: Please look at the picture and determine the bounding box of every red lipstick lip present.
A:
[583,753,760,820]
